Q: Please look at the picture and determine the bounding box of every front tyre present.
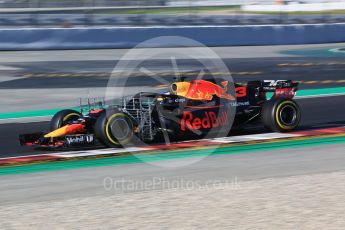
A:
[50,109,82,131]
[95,111,134,148]
[261,98,301,132]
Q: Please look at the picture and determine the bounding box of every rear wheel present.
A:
[50,109,82,131]
[261,98,301,132]
[95,110,134,148]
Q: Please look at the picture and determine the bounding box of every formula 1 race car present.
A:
[20,79,301,149]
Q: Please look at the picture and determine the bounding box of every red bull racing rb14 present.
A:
[19,79,301,149]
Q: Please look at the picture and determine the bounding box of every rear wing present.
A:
[248,80,299,99]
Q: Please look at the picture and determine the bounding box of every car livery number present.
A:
[235,87,247,98]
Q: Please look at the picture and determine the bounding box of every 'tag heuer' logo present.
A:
[181,111,229,131]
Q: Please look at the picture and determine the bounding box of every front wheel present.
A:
[50,109,82,131]
[261,98,301,132]
[95,110,134,148]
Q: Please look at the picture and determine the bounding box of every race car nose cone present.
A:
[171,82,191,97]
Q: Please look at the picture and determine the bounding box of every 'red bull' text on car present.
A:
[19,79,301,149]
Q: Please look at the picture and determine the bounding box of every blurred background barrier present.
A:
[0,0,344,49]
[0,23,345,50]
[0,0,260,8]
[0,14,344,27]
[0,1,344,27]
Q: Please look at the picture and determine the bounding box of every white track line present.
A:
[49,133,301,158]
[0,65,22,71]
[211,133,299,143]
[52,147,148,158]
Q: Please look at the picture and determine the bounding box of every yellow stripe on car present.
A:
[44,126,68,138]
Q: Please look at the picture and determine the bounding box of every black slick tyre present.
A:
[50,109,82,131]
[261,98,301,132]
[94,110,134,148]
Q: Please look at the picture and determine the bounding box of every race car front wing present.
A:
[19,133,96,149]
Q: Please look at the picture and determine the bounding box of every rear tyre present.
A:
[261,98,301,132]
[95,110,134,148]
[50,109,82,131]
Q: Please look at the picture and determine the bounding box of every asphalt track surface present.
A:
[1,95,344,158]
[1,57,345,90]
[1,143,344,205]
[1,44,345,157]
[0,45,345,212]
